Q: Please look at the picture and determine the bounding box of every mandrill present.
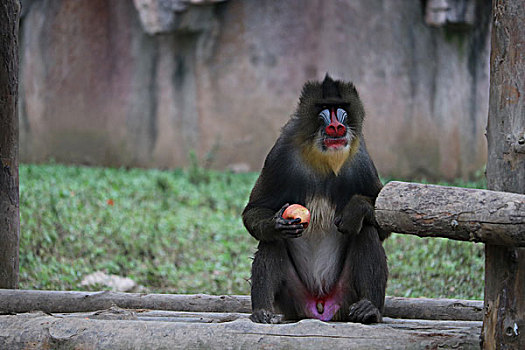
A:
[242,75,389,324]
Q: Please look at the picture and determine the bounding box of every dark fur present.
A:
[243,75,388,323]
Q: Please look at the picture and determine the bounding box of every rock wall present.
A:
[19,0,491,180]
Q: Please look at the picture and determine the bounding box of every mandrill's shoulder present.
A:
[261,133,304,175]
[338,142,382,196]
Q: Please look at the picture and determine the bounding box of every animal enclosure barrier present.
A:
[0,290,482,349]
[2,181,523,349]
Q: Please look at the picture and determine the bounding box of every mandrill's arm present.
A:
[332,151,390,241]
[242,166,304,241]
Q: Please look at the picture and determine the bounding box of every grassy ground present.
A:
[19,163,485,300]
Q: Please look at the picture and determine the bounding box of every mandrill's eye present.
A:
[318,109,330,125]
[336,108,347,124]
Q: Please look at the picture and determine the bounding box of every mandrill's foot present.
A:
[250,309,282,324]
[348,299,382,324]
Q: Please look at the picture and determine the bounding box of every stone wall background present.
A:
[18,0,491,180]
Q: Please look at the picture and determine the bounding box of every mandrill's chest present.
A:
[286,196,347,297]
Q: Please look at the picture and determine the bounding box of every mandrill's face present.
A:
[290,75,365,175]
[316,106,353,152]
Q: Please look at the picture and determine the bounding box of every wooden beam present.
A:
[0,0,20,289]
[483,0,525,347]
[0,290,484,321]
[384,296,483,322]
[0,290,251,314]
[0,311,482,349]
[57,309,252,323]
[375,181,525,246]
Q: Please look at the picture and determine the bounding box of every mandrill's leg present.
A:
[250,240,289,324]
[343,225,388,324]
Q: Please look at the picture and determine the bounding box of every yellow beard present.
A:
[301,137,360,176]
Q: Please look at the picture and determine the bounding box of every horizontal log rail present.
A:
[0,311,482,350]
[375,181,525,246]
[0,289,483,321]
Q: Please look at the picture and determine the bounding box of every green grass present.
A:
[384,235,484,299]
[19,163,485,300]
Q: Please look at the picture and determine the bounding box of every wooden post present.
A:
[483,0,525,348]
[0,0,21,289]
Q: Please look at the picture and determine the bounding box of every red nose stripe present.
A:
[325,108,346,137]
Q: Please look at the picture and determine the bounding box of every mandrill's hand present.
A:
[335,195,379,236]
[273,203,306,239]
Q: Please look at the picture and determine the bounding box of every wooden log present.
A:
[375,181,525,246]
[384,296,483,321]
[0,0,21,289]
[0,311,482,350]
[483,0,525,347]
[57,308,251,323]
[0,290,252,314]
[0,289,484,321]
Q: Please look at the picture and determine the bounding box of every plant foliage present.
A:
[19,164,484,299]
